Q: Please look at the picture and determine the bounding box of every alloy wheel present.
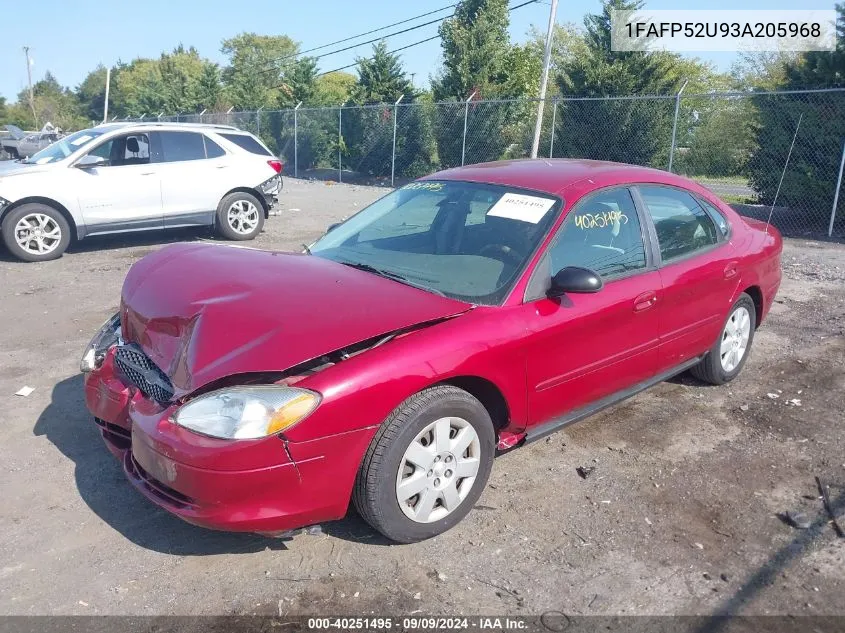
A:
[14,213,62,256]
[227,200,260,235]
[720,306,751,373]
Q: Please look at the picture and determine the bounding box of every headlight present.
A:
[173,387,320,440]
[80,312,121,373]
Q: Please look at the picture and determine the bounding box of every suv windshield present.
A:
[22,129,105,165]
[310,180,561,304]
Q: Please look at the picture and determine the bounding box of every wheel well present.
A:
[743,285,763,328]
[441,376,510,431]
[222,187,269,218]
[1,197,79,240]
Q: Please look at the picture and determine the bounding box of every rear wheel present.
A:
[215,192,264,241]
[1,203,70,262]
[691,293,756,385]
[353,385,495,543]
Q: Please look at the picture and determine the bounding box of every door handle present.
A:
[634,291,658,312]
[140,171,155,176]
[724,261,739,279]
[215,165,228,169]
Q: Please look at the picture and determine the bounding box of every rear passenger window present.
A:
[203,135,226,158]
[548,188,647,278]
[158,132,206,162]
[639,186,718,262]
[220,133,272,156]
[699,198,730,238]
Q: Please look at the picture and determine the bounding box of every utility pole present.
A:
[103,67,111,123]
[530,0,558,159]
[23,46,38,128]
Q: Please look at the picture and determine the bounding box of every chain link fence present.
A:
[118,88,845,239]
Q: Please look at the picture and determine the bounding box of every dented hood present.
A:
[120,243,471,396]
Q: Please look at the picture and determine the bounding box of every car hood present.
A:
[0,160,54,177]
[120,243,472,396]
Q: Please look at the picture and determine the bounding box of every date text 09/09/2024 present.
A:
[307,617,531,630]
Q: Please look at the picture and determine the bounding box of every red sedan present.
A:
[81,159,782,543]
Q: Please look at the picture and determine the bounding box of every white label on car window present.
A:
[487,193,556,224]
[70,135,92,146]
[35,157,52,164]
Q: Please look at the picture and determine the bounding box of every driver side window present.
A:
[547,188,647,279]
[86,133,151,167]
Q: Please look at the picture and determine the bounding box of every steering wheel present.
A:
[479,243,523,267]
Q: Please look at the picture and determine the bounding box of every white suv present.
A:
[0,122,283,262]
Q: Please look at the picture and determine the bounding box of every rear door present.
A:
[75,132,163,233]
[522,187,662,425]
[153,131,230,227]
[634,184,738,371]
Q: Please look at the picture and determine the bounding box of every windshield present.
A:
[23,129,105,165]
[310,180,561,304]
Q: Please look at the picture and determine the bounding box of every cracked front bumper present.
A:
[83,348,377,533]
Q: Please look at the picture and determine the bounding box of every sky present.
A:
[0,0,832,103]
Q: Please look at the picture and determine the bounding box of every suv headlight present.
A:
[80,312,122,373]
[174,387,320,440]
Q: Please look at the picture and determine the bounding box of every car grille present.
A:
[113,345,174,404]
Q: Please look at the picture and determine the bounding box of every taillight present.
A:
[268,159,283,174]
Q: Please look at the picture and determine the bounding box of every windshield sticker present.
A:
[35,157,53,165]
[575,210,629,229]
[487,193,556,224]
[70,135,93,146]
[401,182,444,192]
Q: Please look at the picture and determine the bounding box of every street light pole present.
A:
[530,0,558,159]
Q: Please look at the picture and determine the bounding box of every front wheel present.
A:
[1,203,71,262]
[215,192,265,241]
[353,385,495,543]
[691,293,756,385]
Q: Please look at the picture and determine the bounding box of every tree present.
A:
[432,0,511,101]
[76,65,109,122]
[20,72,87,130]
[278,57,318,107]
[196,62,225,111]
[221,33,299,110]
[314,72,357,105]
[431,0,539,166]
[553,0,700,167]
[343,42,434,178]
[746,4,845,229]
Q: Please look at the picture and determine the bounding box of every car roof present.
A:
[93,122,249,134]
[428,159,698,197]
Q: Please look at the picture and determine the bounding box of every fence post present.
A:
[461,91,477,167]
[198,108,206,123]
[294,101,302,178]
[549,99,557,158]
[338,101,347,183]
[391,95,404,187]
[828,139,845,237]
[668,80,688,173]
[157,112,163,122]
[256,106,263,138]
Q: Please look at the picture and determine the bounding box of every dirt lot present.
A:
[1,178,844,618]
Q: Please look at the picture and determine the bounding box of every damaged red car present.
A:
[82,159,782,543]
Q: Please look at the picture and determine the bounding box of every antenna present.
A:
[766,113,803,234]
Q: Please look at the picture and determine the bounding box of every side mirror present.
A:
[326,222,341,233]
[547,266,603,297]
[75,154,108,169]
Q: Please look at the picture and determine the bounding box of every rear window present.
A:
[220,133,272,156]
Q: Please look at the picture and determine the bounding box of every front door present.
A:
[523,187,662,425]
[74,132,163,233]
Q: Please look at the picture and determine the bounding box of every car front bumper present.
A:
[84,348,376,534]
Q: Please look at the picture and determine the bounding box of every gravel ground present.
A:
[0,178,844,618]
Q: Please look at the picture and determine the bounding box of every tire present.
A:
[215,191,265,241]
[691,293,756,385]
[1,203,71,262]
[353,385,496,544]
